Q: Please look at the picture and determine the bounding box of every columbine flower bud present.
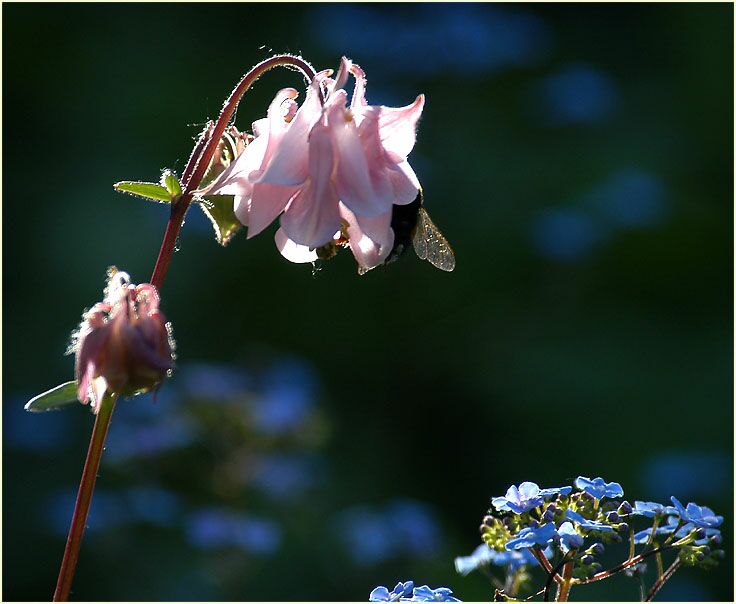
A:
[71,268,174,411]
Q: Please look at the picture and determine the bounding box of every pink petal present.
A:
[352,206,394,246]
[256,79,324,187]
[387,160,421,205]
[378,94,425,159]
[90,376,108,412]
[328,56,352,96]
[75,327,111,403]
[350,63,368,110]
[279,124,341,247]
[233,196,250,226]
[203,132,266,197]
[246,182,299,238]
[340,203,394,272]
[260,88,299,168]
[274,228,319,264]
[328,93,392,217]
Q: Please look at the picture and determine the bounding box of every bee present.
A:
[385,189,456,272]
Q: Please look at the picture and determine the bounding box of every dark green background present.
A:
[4,3,732,601]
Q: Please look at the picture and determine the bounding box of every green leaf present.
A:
[198,195,242,246]
[24,381,80,413]
[114,181,173,203]
[161,169,182,198]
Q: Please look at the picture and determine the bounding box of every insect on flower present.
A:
[384,189,456,272]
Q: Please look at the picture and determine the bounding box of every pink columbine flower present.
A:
[71,269,174,411]
[203,56,424,272]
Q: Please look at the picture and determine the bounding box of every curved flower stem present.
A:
[150,54,318,290]
[645,558,681,601]
[53,392,117,601]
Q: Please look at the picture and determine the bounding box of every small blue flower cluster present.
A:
[369,581,460,602]
[475,477,724,579]
[370,476,725,601]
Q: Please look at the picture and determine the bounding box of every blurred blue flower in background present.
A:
[454,544,542,575]
[104,413,196,463]
[454,544,496,575]
[532,208,605,261]
[532,167,668,261]
[47,486,181,536]
[178,362,250,400]
[533,64,618,126]
[310,4,550,79]
[640,451,730,501]
[124,485,182,527]
[585,168,668,228]
[249,452,323,499]
[186,508,281,556]
[335,499,441,565]
[4,394,75,452]
[251,357,316,435]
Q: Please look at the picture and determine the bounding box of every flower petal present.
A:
[340,203,394,272]
[378,94,425,159]
[387,160,421,205]
[246,183,299,239]
[328,93,393,217]
[274,228,319,264]
[279,124,341,247]
[256,80,323,186]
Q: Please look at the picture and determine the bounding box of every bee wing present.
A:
[413,208,456,272]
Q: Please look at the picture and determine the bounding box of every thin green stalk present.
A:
[53,393,117,601]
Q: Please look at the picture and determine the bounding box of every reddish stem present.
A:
[150,54,318,289]
[53,394,117,601]
[54,54,318,601]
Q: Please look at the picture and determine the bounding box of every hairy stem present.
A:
[53,393,117,601]
[149,54,318,289]
[645,558,681,601]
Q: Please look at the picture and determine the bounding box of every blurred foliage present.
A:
[3,3,732,601]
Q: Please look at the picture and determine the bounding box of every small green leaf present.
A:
[114,181,173,203]
[199,195,242,246]
[25,381,80,413]
[161,169,182,198]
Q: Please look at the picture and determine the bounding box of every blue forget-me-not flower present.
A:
[574,476,624,500]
